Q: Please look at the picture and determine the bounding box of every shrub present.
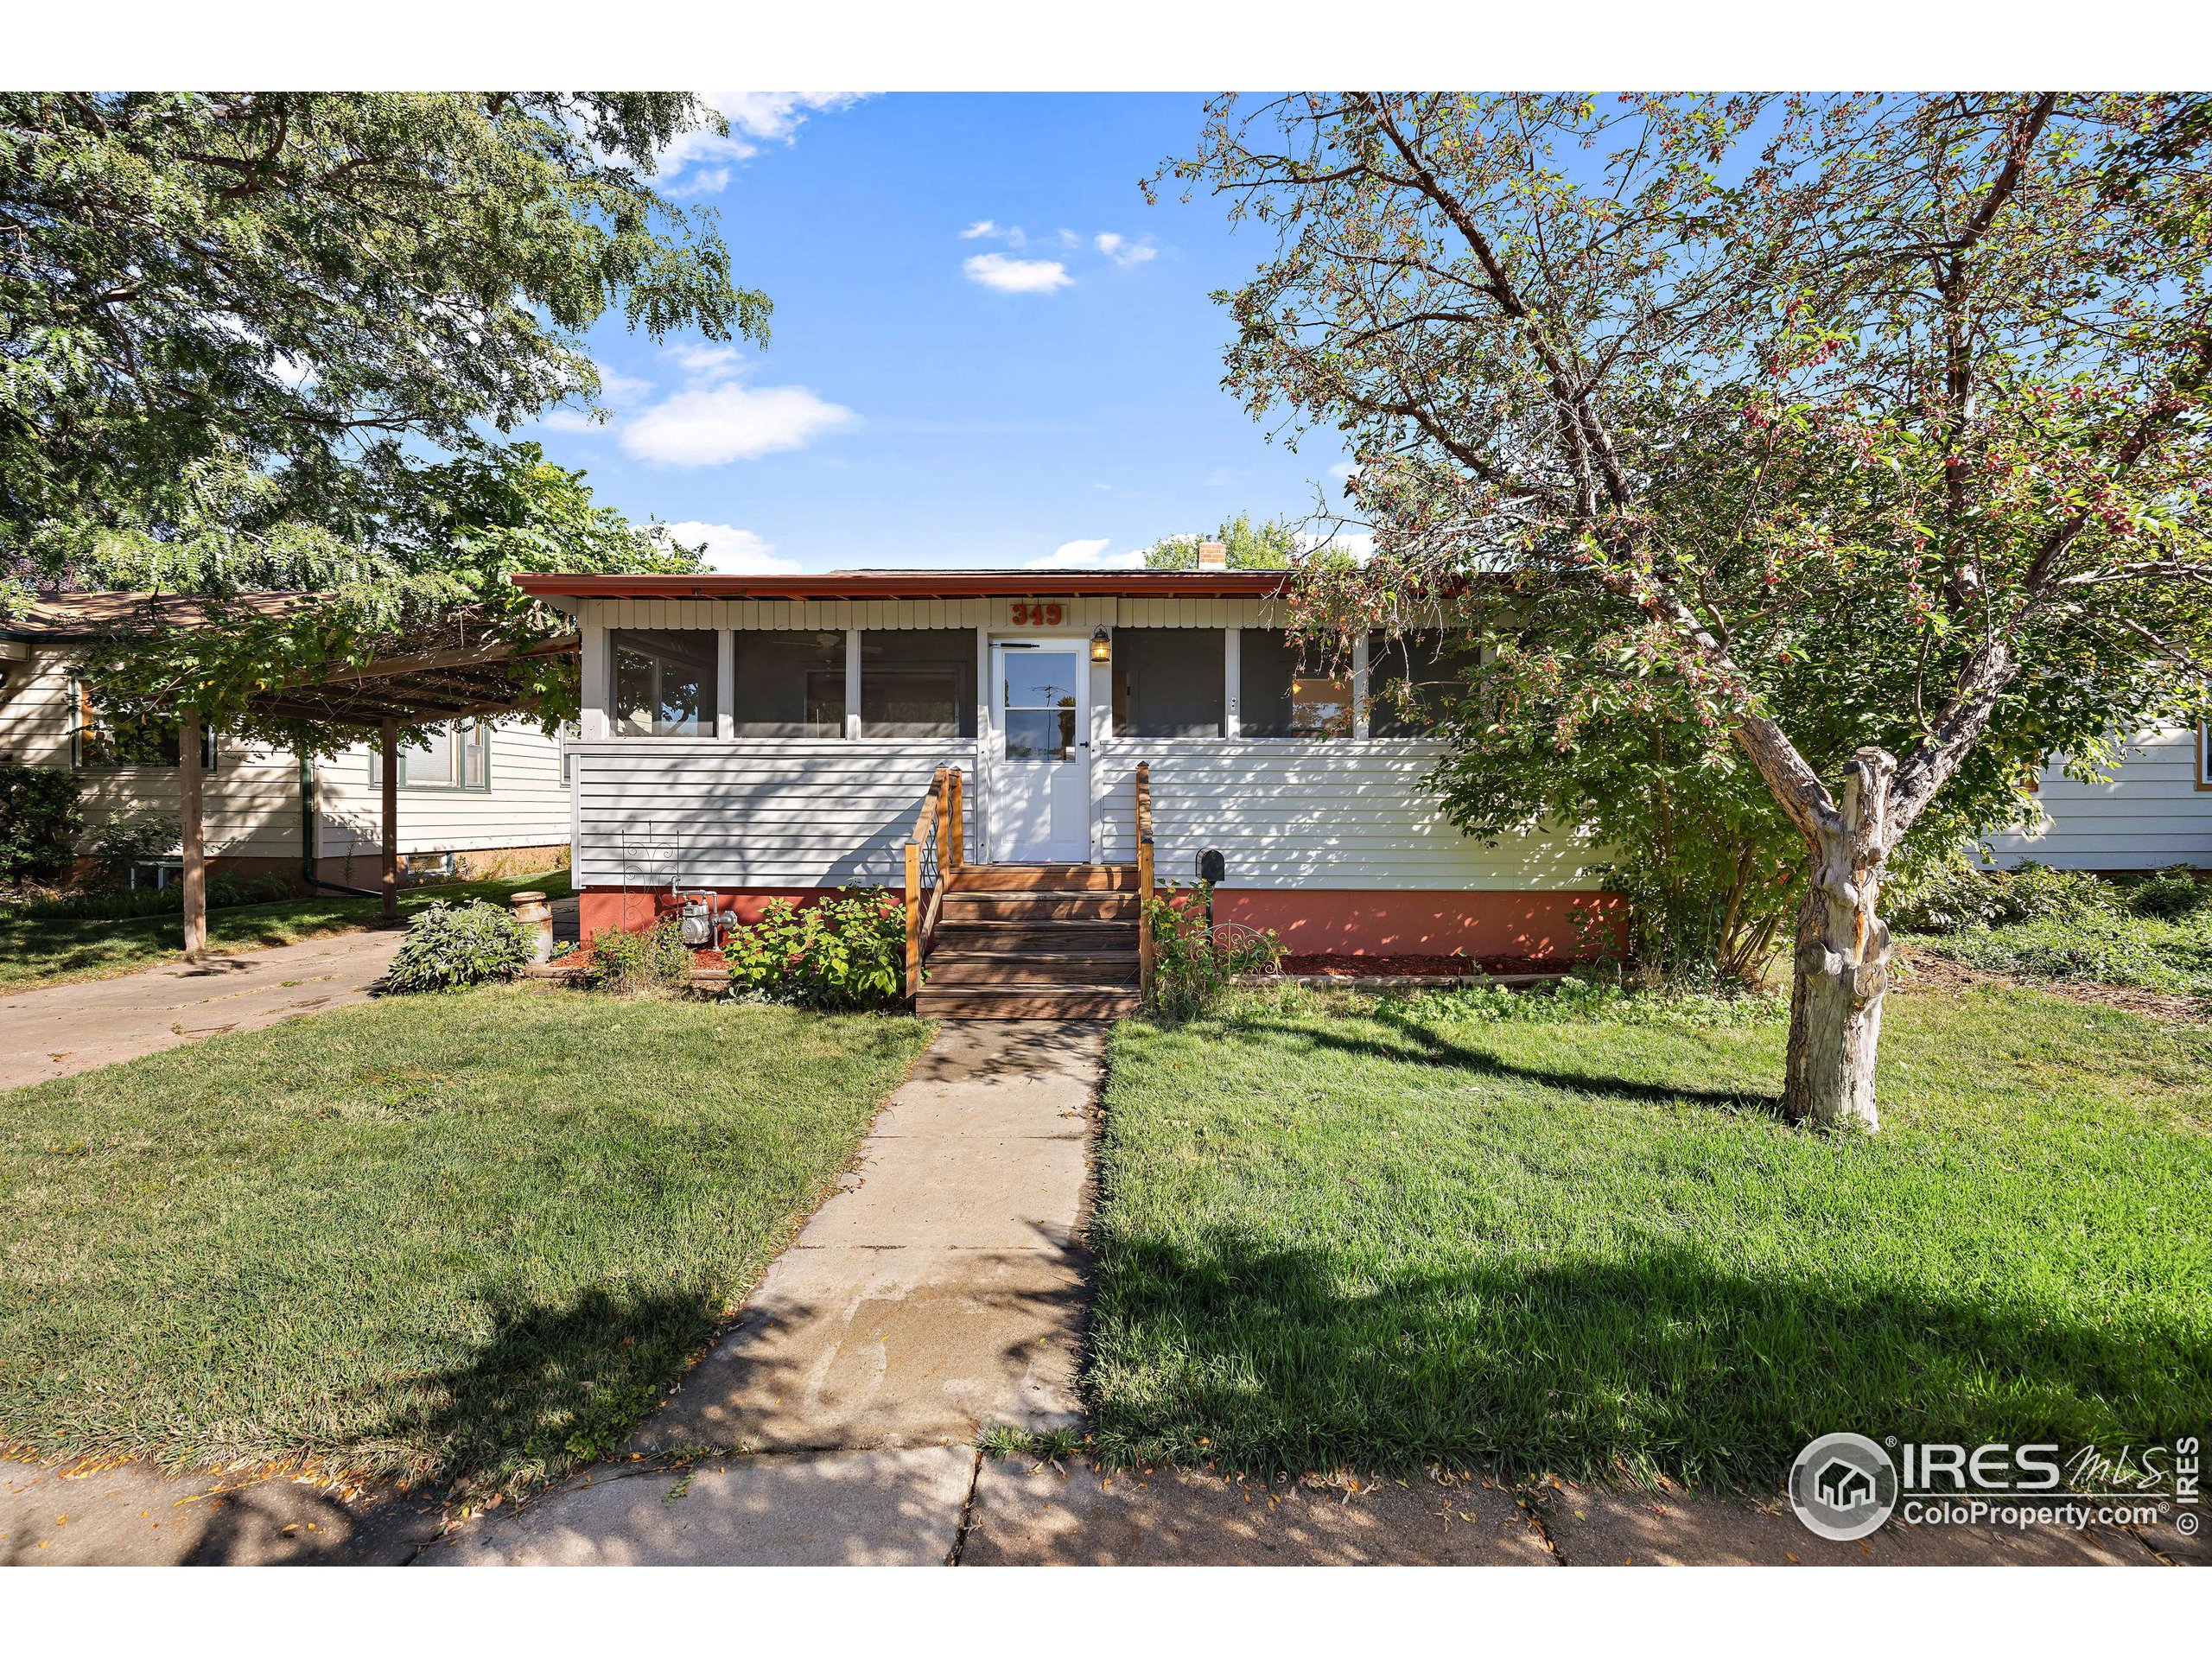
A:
[724,891,906,1010]
[385,899,536,994]
[582,918,694,995]
[85,810,180,890]
[10,870,294,920]
[1933,910,2212,995]
[0,764,83,886]
[2123,865,2211,920]
[1888,855,2120,934]
[1146,882,1284,1020]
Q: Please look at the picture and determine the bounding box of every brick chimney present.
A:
[1196,541,1228,569]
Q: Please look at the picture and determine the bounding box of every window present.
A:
[1238,631,1351,739]
[73,684,217,770]
[1112,629,1224,738]
[861,631,976,737]
[611,628,718,737]
[559,720,580,785]
[1002,649,1078,759]
[1367,632,1480,736]
[370,720,491,789]
[733,630,843,736]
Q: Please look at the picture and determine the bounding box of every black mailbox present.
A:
[1198,848,1226,884]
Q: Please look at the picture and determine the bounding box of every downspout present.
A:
[299,751,380,899]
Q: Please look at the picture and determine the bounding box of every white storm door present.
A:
[991,642,1090,861]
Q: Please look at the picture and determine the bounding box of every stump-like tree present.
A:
[1164,92,2212,1127]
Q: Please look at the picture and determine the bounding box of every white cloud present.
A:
[660,92,866,192]
[664,521,802,575]
[1095,232,1159,267]
[963,252,1073,295]
[959,219,1000,239]
[1328,461,1357,481]
[1298,531,1376,563]
[958,220,1028,249]
[617,346,855,467]
[1057,228,1081,249]
[1027,538,1148,570]
[1203,467,1236,487]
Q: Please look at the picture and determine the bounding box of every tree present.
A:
[0,92,765,541]
[1145,511,1298,568]
[1166,92,2212,1128]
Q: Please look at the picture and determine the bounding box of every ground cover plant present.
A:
[1086,981,2212,1489]
[0,988,931,1503]
[0,868,569,995]
[1895,861,2212,996]
[384,899,538,994]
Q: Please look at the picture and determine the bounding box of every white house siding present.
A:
[1981,726,2212,871]
[1092,741,1599,891]
[568,739,979,890]
[314,719,573,860]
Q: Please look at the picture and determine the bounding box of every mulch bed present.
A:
[1896,944,2210,1021]
[1279,953,1579,978]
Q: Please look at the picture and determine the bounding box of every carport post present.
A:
[180,709,206,961]
[379,717,399,924]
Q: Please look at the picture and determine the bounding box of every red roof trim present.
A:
[511,570,1292,601]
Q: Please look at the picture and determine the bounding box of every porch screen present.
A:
[1368,632,1479,735]
[1111,628,1223,738]
[733,630,844,736]
[611,629,718,737]
[861,631,976,737]
[1238,630,1351,738]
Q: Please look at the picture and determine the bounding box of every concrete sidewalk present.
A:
[434,1019,1099,1567]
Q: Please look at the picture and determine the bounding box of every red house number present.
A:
[1009,601,1065,626]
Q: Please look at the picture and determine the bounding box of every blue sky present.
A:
[528,93,1357,574]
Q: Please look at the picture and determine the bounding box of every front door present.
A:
[991,641,1089,861]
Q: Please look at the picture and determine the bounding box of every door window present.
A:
[1002,651,1078,760]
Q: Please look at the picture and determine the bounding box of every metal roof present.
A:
[509,569,1292,601]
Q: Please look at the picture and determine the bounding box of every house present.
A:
[1981,725,2212,872]
[515,560,1607,1015]
[1815,1458,1877,1511]
[0,598,571,891]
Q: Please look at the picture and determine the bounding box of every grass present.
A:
[1086,981,2212,1491]
[0,868,572,995]
[0,987,932,1502]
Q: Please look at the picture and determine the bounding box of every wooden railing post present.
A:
[1135,761,1155,1003]
[946,768,963,870]
[905,836,923,1001]
[937,769,953,879]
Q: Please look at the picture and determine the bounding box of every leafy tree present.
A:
[0,92,765,542]
[1145,511,1298,569]
[1166,92,2212,1127]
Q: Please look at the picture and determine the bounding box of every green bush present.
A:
[582,917,694,995]
[1889,855,2120,934]
[2123,865,2211,920]
[11,870,295,920]
[1934,909,2212,995]
[85,810,180,890]
[1146,882,1284,1020]
[725,891,906,1010]
[385,899,536,994]
[0,765,84,886]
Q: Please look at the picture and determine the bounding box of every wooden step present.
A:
[942,891,1140,923]
[928,951,1140,986]
[934,920,1138,950]
[915,985,1142,1020]
[953,863,1139,892]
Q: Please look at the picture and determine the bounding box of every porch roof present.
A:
[509,569,1292,601]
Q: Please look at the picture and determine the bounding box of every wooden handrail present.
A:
[905,767,957,1002]
[1135,761,1155,1003]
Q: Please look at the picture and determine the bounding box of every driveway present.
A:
[0,897,578,1093]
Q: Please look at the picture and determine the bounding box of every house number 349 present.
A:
[1009,601,1065,626]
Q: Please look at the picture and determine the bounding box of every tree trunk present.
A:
[1782,747,1897,1129]
[379,717,400,925]
[180,709,207,962]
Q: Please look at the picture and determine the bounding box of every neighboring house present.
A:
[0,601,571,888]
[515,563,1606,968]
[1980,725,2212,872]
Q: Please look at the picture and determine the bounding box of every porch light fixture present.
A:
[1090,626,1112,664]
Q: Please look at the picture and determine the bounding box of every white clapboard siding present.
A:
[1983,726,2212,870]
[1098,741,1599,891]
[570,739,981,888]
[315,718,573,857]
[583,596,1286,632]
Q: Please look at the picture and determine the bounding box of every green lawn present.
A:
[1087,981,2212,1490]
[0,988,931,1501]
[0,869,571,995]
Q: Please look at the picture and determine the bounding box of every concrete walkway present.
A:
[434,1020,1099,1566]
[0,896,579,1094]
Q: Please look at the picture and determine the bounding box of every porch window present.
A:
[1111,629,1224,738]
[1238,630,1352,739]
[73,683,217,770]
[611,629,718,737]
[861,631,976,737]
[1368,632,1479,736]
[733,630,844,736]
[371,720,491,789]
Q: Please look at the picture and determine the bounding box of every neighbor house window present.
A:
[73,684,217,769]
[1367,632,1480,736]
[611,629,718,737]
[370,720,491,789]
[1112,629,1224,738]
[733,630,844,736]
[1238,630,1351,738]
[861,631,976,738]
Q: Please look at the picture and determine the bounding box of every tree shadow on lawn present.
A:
[1086,1231,2207,1491]
[1216,1006,1789,1119]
